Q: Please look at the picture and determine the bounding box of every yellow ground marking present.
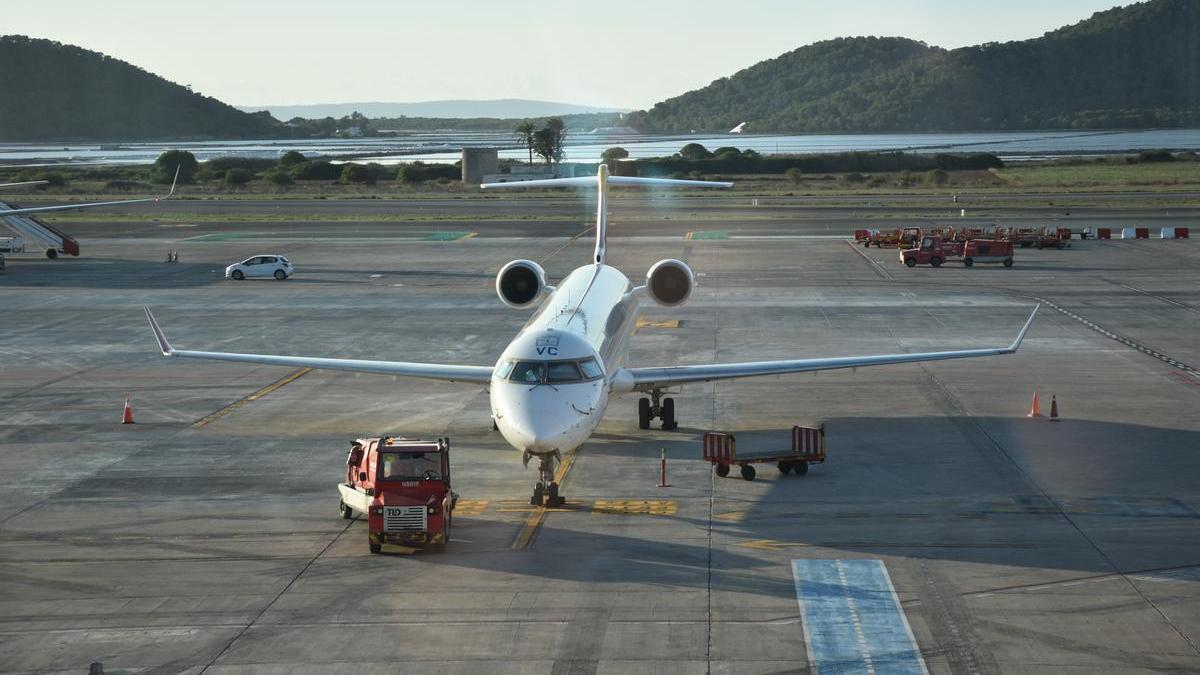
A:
[463,232,479,240]
[592,500,678,516]
[454,499,488,516]
[684,231,694,241]
[192,368,312,428]
[635,317,680,332]
[712,510,749,523]
[511,448,579,550]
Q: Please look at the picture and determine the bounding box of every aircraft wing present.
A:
[145,307,494,384]
[622,305,1038,391]
[0,168,178,218]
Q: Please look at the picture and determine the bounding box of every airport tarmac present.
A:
[1,199,1199,673]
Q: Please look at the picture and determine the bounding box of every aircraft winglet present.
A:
[1007,304,1040,352]
[144,306,175,356]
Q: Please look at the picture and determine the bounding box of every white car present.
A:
[225,254,293,280]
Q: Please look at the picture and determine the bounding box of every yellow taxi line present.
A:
[511,448,578,550]
[191,368,312,428]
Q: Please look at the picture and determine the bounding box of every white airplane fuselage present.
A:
[490,262,639,459]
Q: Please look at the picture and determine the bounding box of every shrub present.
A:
[265,170,294,186]
[291,161,342,180]
[926,169,949,185]
[397,162,459,183]
[842,172,867,184]
[152,149,198,184]
[601,147,629,164]
[105,179,151,192]
[339,164,374,184]
[223,168,253,186]
[278,150,307,167]
[1136,149,1175,163]
[784,167,804,184]
[206,157,276,174]
[679,143,712,160]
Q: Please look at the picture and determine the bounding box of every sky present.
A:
[6,0,1132,110]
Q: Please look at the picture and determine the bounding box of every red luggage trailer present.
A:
[702,426,826,481]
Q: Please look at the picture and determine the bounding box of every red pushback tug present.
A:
[338,437,457,553]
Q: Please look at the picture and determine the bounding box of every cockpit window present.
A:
[579,358,603,379]
[510,361,545,384]
[495,360,515,379]
[547,360,582,383]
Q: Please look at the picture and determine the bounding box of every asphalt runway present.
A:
[1,197,1199,673]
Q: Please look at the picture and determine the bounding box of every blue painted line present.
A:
[792,559,928,675]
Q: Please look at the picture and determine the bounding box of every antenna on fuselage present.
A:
[480,167,733,266]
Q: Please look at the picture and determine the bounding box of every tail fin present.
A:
[481,166,732,265]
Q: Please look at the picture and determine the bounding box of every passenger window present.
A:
[264,257,276,264]
[510,361,544,383]
[579,358,603,379]
[547,361,582,383]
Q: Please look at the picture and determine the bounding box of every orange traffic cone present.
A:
[122,396,135,425]
[1049,395,1060,422]
[1027,391,1043,418]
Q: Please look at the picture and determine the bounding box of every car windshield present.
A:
[378,451,442,480]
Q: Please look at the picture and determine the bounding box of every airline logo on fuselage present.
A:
[536,336,560,356]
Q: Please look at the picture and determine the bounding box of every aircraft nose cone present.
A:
[508,407,570,452]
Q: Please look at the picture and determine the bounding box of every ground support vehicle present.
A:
[338,436,457,553]
[1033,228,1071,249]
[863,228,901,248]
[703,426,826,481]
[225,254,293,280]
[962,239,1015,267]
[900,236,964,267]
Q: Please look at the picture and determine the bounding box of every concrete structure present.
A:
[461,147,499,185]
[1,195,1199,672]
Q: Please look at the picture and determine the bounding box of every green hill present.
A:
[0,35,281,141]
[630,0,1199,132]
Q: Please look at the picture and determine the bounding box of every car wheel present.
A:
[274,269,287,280]
[231,270,244,280]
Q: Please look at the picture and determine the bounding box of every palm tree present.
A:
[514,120,536,164]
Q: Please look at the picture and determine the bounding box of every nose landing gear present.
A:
[637,389,677,431]
[527,450,564,507]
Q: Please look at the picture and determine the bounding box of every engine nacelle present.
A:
[645,259,694,307]
[496,259,549,308]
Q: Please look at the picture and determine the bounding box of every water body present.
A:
[2,129,1196,167]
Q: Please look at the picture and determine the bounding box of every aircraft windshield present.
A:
[506,358,603,383]
[379,451,442,481]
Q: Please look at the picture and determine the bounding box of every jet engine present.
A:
[496,259,549,308]
[645,259,694,307]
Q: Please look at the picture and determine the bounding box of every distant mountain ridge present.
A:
[0,35,279,141]
[629,0,1200,133]
[241,99,628,121]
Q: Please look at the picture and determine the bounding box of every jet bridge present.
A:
[0,200,80,258]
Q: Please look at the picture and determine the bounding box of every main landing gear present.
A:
[525,450,564,507]
[638,389,677,431]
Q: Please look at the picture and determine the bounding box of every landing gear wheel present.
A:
[740,464,756,481]
[777,461,793,475]
[638,398,651,430]
[661,397,677,430]
[531,481,545,506]
[338,499,353,519]
[231,269,244,280]
[546,482,562,508]
[904,257,917,268]
[369,540,382,554]
[274,269,287,280]
[930,257,943,268]
[794,461,809,476]
[715,463,730,478]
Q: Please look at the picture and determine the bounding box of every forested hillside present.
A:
[629,0,1199,132]
[0,36,280,140]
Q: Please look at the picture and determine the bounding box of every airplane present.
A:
[143,164,1038,507]
[729,122,747,134]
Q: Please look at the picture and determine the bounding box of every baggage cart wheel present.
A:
[794,461,809,477]
[638,398,651,429]
[930,257,942,268]
[46,248,58,259]
[740,464,756,481]
[369,540,382,554]
[338,499,353,520]
[777,461,792,475]
[963,258,974,267]
[1003,258,1013,268]
[715,463,730,478]
[904,257,916,268]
